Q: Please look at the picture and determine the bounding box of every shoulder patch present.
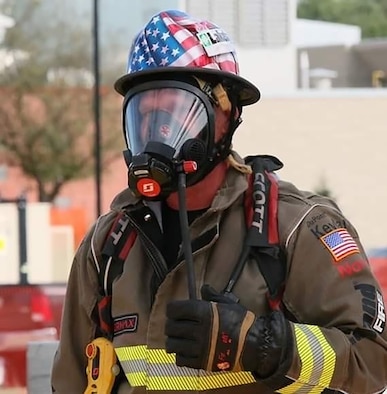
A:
[320,228,359,262]
[113,314,139,336]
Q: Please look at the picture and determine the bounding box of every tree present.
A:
[314,175,335,200]
[0,0,93,86]
[297,0,387,38]
[0,86,121,202]
[0,0,123,202]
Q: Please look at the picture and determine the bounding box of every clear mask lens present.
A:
[124,87,210,157]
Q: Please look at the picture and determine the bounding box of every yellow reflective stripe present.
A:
[278,380,305,393]
[278,324,336,394]
[147,371,256,391]
[115,345,256,390]
[197,371,255,390]
[115,344,147,360]
[126,371,146,387]
[147,376,198,391]
[147,347,176,364]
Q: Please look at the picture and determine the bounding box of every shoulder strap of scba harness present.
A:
[97,212,137,336]
[247,155,286,308]
[97,155,286,334]
[223,155,286,310]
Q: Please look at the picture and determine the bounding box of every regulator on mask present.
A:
[122,80,219,200]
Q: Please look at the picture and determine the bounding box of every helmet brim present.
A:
[114,67,260,106]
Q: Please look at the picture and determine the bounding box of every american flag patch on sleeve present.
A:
[320,228,360,262]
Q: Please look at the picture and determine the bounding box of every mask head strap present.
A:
[193,77,232,113]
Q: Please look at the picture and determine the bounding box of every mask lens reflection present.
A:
[124,88,209,157]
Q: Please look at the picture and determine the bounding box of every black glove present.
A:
[165,284,291,377]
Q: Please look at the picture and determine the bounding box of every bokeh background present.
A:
[0,1,387,392]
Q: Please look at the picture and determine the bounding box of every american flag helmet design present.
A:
[114,10,260,106]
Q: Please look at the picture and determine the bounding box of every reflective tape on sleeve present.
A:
[278,324,336,394]
[115,345,256,390]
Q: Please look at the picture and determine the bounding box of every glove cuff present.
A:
[246,311,293,379]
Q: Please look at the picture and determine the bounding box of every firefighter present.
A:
[51,9,387,394]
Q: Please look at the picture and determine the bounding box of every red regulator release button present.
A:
[183,161,197,174]
[137,178,161,197]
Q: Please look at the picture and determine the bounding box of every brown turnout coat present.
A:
[52,159,387,394]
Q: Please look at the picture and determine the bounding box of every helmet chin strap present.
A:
[213,98,242,162]
[193,78,242,162]
[184,97,241,191]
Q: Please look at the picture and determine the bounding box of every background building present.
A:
[297,40,387,88]
[1,0,387,276]
[182,0,298,93]
[234,90,387,249]
[60,0,298,92]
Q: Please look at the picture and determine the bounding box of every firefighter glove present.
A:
[165,284,291,377]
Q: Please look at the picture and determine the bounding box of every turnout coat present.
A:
[52,156,387,394]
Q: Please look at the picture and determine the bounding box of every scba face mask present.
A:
[122,80,217,200]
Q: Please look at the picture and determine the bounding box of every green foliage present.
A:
[297,0,387,38]
[314,176,335,200]
[0,0,92,87]
[0,0,122,202]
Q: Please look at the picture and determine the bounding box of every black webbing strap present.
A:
[223,155,286,309]
[96,211,137,337]
[100,212,136,296]
[246,156,285,307]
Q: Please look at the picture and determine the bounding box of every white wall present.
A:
[0,203,20,283]
[233,90,387,250]
[294,19,361,48]
[0,203,73,284]
[237,46,297,93]
[27,203,54,283]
